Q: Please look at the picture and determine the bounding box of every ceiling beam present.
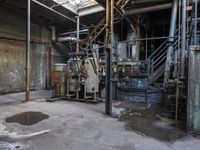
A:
[32,0,76,23]
[125,3,173,15]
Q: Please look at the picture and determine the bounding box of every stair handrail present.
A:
[148,39,168,60]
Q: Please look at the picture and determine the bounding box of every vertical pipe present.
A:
[164,0,178,86]
[76,15,80,53]
[48,45,52,88]
[145,20,148,60]
[169,0,178,43]
[25,0,31,102]
[136,16,140,61]
[105,0,114,115]
[194,0,198,45]
[181,0,186,78]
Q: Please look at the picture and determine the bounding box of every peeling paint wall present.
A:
[0,39,25,92]
[0,7,65,93]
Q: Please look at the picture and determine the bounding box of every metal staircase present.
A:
[148,36,181,85]
[80,0,129,50]
[80,18,106,50]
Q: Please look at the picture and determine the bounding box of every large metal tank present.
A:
[126,31,136,59]
[117,42,127,60]
[187,46,200,133]
[84,58,99,93]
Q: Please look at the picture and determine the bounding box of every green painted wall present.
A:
[0,7,64,93]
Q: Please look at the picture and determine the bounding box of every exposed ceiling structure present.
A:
[52,0,104,15]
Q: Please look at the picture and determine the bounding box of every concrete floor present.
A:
[0,92,199,150]
[0,90,52,105]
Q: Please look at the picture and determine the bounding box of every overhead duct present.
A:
[125,3,173,15]
[60,29,89,36]
[130,0,170,4]
[57,36,77,42]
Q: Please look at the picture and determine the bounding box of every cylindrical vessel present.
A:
[84,58,99,93]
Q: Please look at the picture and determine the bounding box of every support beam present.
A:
[25,0,31,102]
[32,0,76,23]
[125,3,173,15]
[105,0,114,116]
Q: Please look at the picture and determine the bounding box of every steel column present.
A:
[76,16,80,53]
[48,45,52,89]
[194,0,198,45]
[181,0,186,78]
[105,0,114,115]
[25,0,31,102]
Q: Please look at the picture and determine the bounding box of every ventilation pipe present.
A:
[164,0,178,86]
[50,26,56,41]
[57,36,77,42]
[125,3,173,15]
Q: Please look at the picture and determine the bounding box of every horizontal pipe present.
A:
[130,0,170,4]
[60,29,89,36]
[57,36,77,42]
[115,35,200,43]
[125,3,173,15]
[32,0,76,23]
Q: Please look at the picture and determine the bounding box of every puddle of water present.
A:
[124,116,185,141]
[6,111,49,126]
[118,101,186,141]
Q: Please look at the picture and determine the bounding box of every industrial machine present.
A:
[113,40,163,103]
[51,56,101,102]
[51,63,67,97]
[114,60,149,102]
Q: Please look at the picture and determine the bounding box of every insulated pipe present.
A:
[168,0,178,43]
[125,3,173,15]
[57,36,77,42]
[25,0,31,102]
[60,29,89,36]
[164,0,178,86]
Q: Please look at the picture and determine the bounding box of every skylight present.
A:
[52,0,99,13]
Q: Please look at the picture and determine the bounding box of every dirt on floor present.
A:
[115,101,186,142]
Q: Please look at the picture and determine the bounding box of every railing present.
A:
[148,39,168,78]
[148,25,181,84]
